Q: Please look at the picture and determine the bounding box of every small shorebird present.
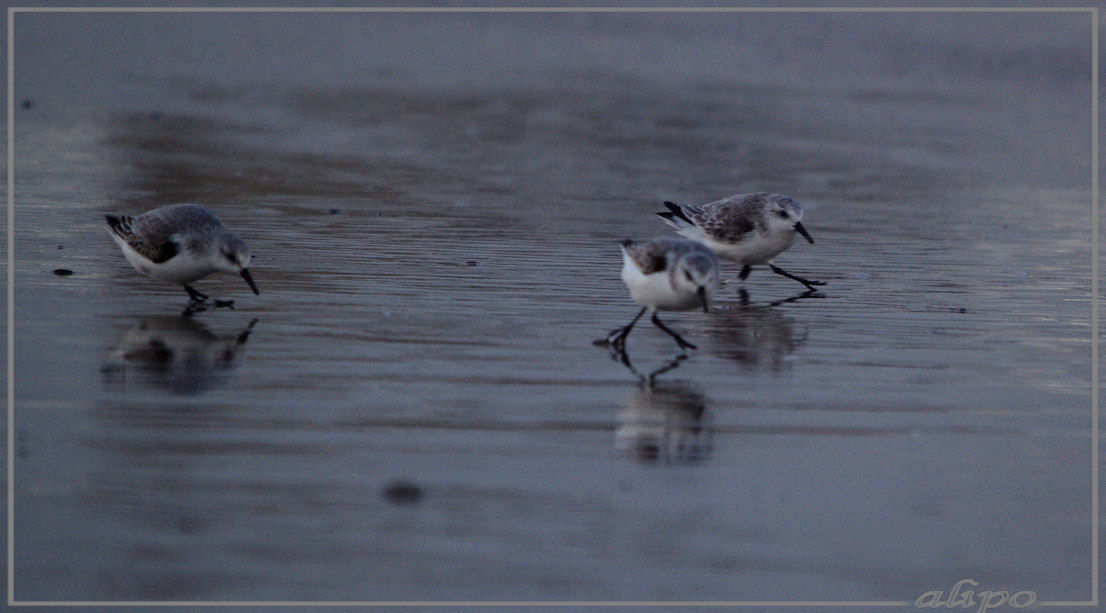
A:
[600,237,720,352]
[658,192,824,291]
[105,203,259,313]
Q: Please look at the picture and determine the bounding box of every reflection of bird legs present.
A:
[596,307,697,353]
[645,354,688,387]
[767,289,825,307]
[737,287,825,308]
[235,318,259,345]
[600,341,688,386]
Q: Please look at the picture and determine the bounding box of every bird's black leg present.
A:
[184,284,208,303]
[650,312,697,351]
[600,306,647,352]
[182,285,210,316]
[181,284,235,316]
[738,265,753,281]
[614,345,645,381]
[768,264,825,291]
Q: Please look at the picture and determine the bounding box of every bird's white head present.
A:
[672,250,719,313]
[217,233,260,295]
[766,195,813,244]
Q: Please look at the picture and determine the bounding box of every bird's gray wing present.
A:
[696,195,763,242]
[623,240,670,275]
[105,213,180,263]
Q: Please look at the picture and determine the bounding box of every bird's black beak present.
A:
[697,286,709,313]
[241,269,260,295]
[794,222,814,244]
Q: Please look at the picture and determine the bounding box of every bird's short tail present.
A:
[656,201,694,229]
[104,214,133,240]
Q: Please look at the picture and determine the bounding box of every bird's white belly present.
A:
[119,242,211,285]
[621,259,697,311]
[697,231,797,265]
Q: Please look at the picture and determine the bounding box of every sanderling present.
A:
[599,237,720,353]
[105,204,259,313]
[657,192,824,291]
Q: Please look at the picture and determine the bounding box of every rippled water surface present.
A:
[9,8,1098,606]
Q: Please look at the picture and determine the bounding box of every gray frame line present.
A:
[1093,6,1101,608]
[4,5,1101,12]
[7,6,15,609]
[4,3,1101,606]
[10,600,916,608]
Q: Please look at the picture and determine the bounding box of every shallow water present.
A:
[9,8,1098,605]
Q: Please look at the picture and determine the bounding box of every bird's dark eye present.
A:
[685,270,695,282]
[776,210,790,219]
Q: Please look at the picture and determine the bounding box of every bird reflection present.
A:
[705,288,814,372]
[101,316,258,396]
[615,381,711,464]
[597,340,690,385]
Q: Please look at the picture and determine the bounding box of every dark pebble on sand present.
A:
[466,260,479,266]
[20,99,32,110]
[53,268,73,276]
[328,208,341,215]
[382,480,423,505]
